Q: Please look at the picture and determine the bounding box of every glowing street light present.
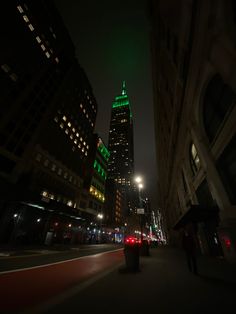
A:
[138,183,143,190]
[135,176,142,184]
[97,213,104,243]
[135,176,144,242]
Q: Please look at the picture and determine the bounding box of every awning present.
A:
[173,205,219,230]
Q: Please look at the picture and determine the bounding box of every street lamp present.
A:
[135,176,144,242]
[97,213,103,243]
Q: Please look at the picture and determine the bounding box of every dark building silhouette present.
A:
[0,1,98,245]
[150,0,236,261]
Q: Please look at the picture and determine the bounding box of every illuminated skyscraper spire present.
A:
[122,80,126,95]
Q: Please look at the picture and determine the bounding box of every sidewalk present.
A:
[44,247,236,314]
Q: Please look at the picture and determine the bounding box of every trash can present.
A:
[140,239,150,256]
[124,236,140,271]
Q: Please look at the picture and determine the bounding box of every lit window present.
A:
[86,145,89,149]
[74,139,77,144]
[45,52,50,58]
[41,44,46,51]
[63,116,67,121]
[60,123,64,129]
[83,109,86,114]
[17,5,24,13]
[86,114,88,118]
[91,122,94,127]
[51,164,56,171]
[1,64,10,73]
[67,200,73,207]
[55,57,59,63]
[36,36,41,43]
[44,160,49,167]
[72,128,75,133]
[76,133,79,137]
[72,146,75,152]
[65,129,69,134]
[28,24,34,31]
[54,117,58,123]
[82,148,85,152]
[78,144,81,149]
[23,15,29,22]
[83,141,86,146]
[42,191,48,197]
[70,134,73,140]
[68,122,71,127]
[10,73,18,82]
[85,151,88,156]
[80,104,83,108]
[80,137,83,142]
[190,143,201,175]
[36,154,42,162]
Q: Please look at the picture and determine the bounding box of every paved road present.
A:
[0,244,123,272]
[43,247,236,314]
[0,246,124,313]
[2,246,236,314]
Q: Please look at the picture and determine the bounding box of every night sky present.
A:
[54,0,157,208]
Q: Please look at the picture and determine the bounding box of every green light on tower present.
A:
[112,81,132,118]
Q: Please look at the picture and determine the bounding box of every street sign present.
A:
[137,208,144,214]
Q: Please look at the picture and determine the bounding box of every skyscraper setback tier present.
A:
[108,81,134,189]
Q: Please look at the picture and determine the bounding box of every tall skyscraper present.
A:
[107,81,134,214]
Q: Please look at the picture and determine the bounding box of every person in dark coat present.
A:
[182,230,198,275]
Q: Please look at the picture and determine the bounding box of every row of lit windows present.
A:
[79,103,94,126]
[17,5,59,64]
[54,115,89,156]
[41,190,75,208]
[84,95,96,114]
[91,178,105,195]
[115,211,121,218]
[35,153,80,187]
[115,178,131,185]
[1,64,18,82]
[93,159,107,179]
[89,186,105,202]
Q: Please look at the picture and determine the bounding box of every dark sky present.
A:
[54,0,157,208]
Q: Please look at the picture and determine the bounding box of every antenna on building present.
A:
[122,81,126,95]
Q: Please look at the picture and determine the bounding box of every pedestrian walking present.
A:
[182,230,198,275]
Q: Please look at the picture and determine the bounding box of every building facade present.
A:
[107,81,135,216]
[150,0,236,261]
[0,0,97,245]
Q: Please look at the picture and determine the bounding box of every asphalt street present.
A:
[42,247,236,314]
[0,244,123,272]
